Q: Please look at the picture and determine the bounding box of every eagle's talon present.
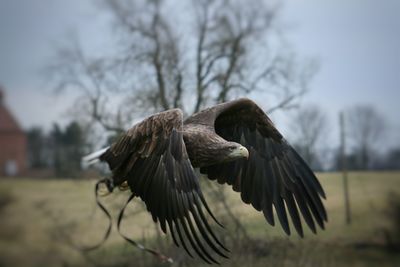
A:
[119,181,129,191]
[98,183,112,197]
[98,178,114,197]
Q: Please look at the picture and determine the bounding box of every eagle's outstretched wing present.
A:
[100,109,228,264]
[200,98,327,237]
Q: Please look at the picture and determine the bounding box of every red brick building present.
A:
[0,89,27,176]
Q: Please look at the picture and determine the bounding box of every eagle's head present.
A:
[223,142,249,162]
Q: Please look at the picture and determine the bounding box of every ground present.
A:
[0,172,399,267]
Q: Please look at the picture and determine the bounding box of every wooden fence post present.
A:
[340,111,351,224]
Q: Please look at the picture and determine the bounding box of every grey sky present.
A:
[0,0,399,149]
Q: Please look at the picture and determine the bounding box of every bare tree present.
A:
[289,104,329,169]
[346,105,386,169]
[48,0,317,135]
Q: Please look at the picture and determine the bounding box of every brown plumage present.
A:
[88,98,327,264]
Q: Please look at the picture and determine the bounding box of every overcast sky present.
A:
[0,0,399,149]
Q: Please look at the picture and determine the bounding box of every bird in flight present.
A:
[83,98,327,264]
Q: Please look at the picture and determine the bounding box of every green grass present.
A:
[0,172,399,267]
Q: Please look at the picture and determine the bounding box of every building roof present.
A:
[0,88,24,134]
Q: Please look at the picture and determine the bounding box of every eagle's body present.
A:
[84,98,327,264]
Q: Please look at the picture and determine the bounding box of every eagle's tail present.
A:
[81,147,110,167]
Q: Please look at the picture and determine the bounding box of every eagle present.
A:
[83,98,327,264]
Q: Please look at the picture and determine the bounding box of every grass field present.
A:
[0,172,399,267]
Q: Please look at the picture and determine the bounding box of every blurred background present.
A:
[0,0,399,266]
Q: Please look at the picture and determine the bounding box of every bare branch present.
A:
[266,89,306,114]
